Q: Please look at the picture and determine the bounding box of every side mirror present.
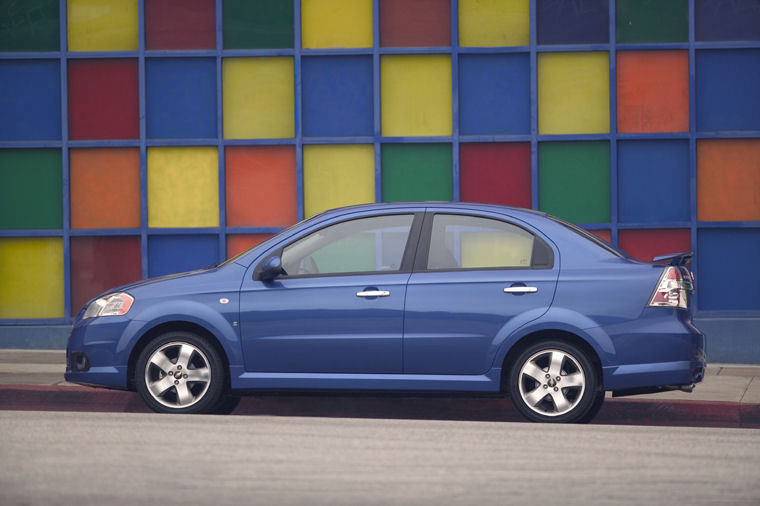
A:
[259,255,283,282]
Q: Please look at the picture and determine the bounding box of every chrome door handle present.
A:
[356,290,390,297]
[504,286,538,293]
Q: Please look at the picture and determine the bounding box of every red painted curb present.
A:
[1,385,758,428]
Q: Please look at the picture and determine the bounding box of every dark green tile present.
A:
[617,0,688,43]
[0,0,59,51]
[223,0,293,49]
[539,142,610,224]
[382,144,452,203]
[0,149,62,229]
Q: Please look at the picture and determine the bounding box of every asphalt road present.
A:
[1,411,758,506]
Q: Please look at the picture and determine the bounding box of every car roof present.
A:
[316,202,549,220]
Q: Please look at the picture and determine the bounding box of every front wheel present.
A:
[509,340,602,423]
[135,332,226,414]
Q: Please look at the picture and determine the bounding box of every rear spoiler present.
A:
[652,251,693,266]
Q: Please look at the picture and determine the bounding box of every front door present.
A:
[239,213,419,374]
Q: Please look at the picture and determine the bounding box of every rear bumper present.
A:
[601,311,706,391]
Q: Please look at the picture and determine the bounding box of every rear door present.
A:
[403,211,559,375]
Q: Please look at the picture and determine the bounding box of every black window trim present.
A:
[412,211,555,273]
[253,212,425,281]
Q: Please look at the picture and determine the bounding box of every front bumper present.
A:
[64,315,132,390]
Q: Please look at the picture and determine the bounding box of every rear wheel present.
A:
[136,332,226,414]
[509,340,601,423]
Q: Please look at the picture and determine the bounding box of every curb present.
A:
[1,385,758,428]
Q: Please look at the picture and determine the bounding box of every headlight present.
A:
[83,293,134,319]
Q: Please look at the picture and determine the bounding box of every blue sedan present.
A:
[65,203,705,422]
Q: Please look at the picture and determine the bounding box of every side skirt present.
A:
[229,366,502,393]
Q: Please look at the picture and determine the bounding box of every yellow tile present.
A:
[302,0,373,49]
[538,52,610,134]
[0,238,63,318]
[147,147,219,228]
[459,0,529,47]
[223,57,294,139]
[381,55,452,136]
[67,0,138,51]
[304,144,375,217]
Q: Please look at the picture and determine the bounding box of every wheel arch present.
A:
[499,329,603,393]
[126,321,231,392]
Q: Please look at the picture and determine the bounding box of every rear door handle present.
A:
[504,286,538,294]
[356,290,390,297]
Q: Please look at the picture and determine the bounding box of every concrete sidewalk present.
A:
[1,349,759,404]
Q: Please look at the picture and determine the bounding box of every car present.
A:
[65,203,706,422]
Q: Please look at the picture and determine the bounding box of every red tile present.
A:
[380,0,451,47]
[70,236,142,315]
[618,229,691,262]
[68,60,139,140]
[145,0,216,50]
[460,143,531,208]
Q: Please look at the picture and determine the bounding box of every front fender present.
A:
[121,300,243,367]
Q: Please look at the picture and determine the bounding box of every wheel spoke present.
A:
[185,367,210,383]
[525,386,549,407]
[176,344,195,370]
[148,376,174,398]
[149,351,173,372]
[175,383,194,406]
[550,390,571,413]
[548,351,564,378]
[562,372,584,388]
[521,362,546,383]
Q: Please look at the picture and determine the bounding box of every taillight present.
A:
[648,266,693,309]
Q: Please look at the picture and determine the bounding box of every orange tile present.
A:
[225,146,297,227]
[617,51,689,133]
[227,234,274,258]
[70,148,140,229]
[698,139,760,222]
[588,229,611,243]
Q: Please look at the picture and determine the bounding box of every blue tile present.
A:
[0,60,61,141]
[459,54,530,135]
[695,0,760,41]
[302,56,373,137]
[696,50,760,132]
[146,58,217,139]
[618,140,690,224]
[148,235,219,277]
[537,0,609,45]
[697,229,760,310]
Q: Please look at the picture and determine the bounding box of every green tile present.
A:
[0,0,60,51]
[0,149,62,229]
[223,0,293,49]
[382,144,453,203]
[616,0,688,43]
[539,142,610,224]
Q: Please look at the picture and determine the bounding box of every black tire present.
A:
[509,340,602,423]
[212,395,241,415]
[135,331,227,414]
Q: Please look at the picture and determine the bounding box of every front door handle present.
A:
[356,290,390,297]
[504,286,538,294]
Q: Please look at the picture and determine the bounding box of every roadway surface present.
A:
[2,410,759,506]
